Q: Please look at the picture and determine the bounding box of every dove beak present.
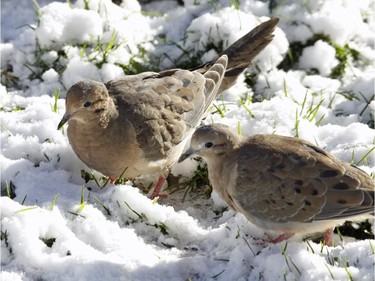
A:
[57,113,72,130]
[178,148,197,163]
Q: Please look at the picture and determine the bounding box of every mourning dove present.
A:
[57,18,279,197]
[179,123,374,243]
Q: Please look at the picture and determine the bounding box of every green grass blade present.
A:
[211,269,225,279]
[283,78,288,97]
[294,109,300,138]
[306,240,315,254]
[212,104,225,117]
[21,195,27,205]
[81,185,85,204]
[237,121,242,135]
[68,211,86,218]
[300,90,308,116]
[53,89,60,113]
[324,262,335,279]
[92,194,111,216]
[308,98,324,122]
[105,31,117,53]
[76,201,87,213]
[369,241,374,254]
[16,206,37,213]
[315,114,326,126]
[124,201,143,220]
[289,256,301,275]
[50,194,59,210]
[239,99,255,118]
[5,181,11,198]
[355,146,375,166]
[242,237,256,256]
[340,257,353,281]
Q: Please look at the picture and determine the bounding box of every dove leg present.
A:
[270,232,295,243]
[323,228,334,246]
[149,176,168,199]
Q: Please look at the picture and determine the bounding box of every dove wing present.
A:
[231,135,374,223]
[106,56,227,161]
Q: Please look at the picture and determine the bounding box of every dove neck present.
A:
[97,99,119,129]
[205,156,236,209]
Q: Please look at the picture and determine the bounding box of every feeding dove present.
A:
[57,18,279,198]
[178,123,374,244]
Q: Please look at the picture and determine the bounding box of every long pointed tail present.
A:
[195,18,279,94]
[220,18,279,70]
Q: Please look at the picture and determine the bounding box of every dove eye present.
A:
[83,101,92,108]
[204,142,213,148]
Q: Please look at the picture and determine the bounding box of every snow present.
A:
[35,2,104,48]
[299,40,339,76]
[1,0,374,280]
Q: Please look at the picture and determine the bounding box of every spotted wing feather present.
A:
[232,135,374,223]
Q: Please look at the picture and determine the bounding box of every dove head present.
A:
[57,80,117,129]
[179,123,241,163]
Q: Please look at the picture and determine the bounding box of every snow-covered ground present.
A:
[1,0,374,280]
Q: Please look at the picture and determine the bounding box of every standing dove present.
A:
[57,18,279,198]
[178,123,374,244]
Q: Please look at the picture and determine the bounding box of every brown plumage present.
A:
[57,18,279,186]
[179,123,374,240]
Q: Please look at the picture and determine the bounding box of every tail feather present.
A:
[219,17,279,70]
[193,18,279,94]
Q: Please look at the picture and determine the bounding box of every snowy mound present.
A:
[1,1,374,280]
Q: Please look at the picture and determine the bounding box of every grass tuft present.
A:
[279,31,360,79]
[1,230,13,255]
[40,237,56,248]
[3,180,16,199]
[169,158,211,202]
[211,97,227,117]
[80,169,108,188]
[330,42,360,79]
[0,64,20,89]
[83,0,90,10]
[153,222,169,235]
[122,200,170,235]
[230,0,240,10]
[335,220,374,240]
[156,25,225,71]
[24,39,67,82]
